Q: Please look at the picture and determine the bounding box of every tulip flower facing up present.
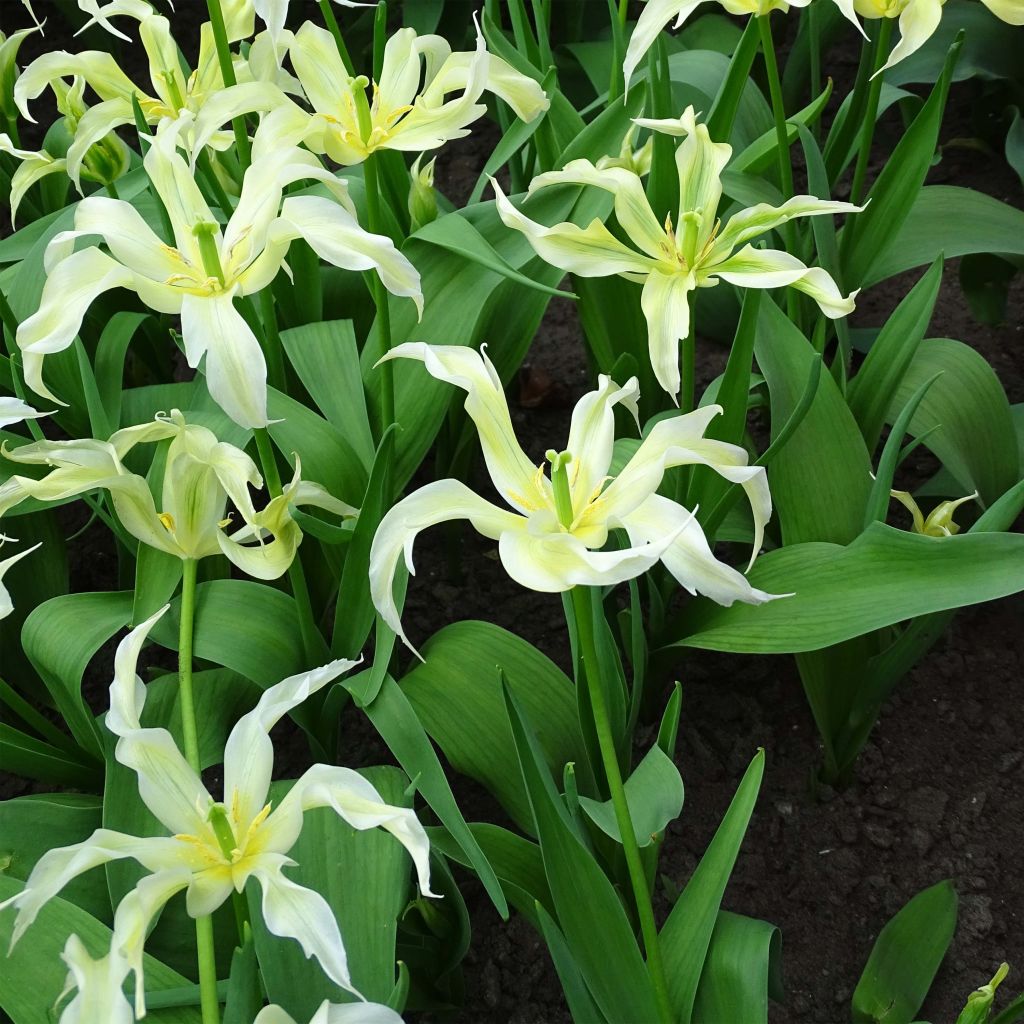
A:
[370,343,783,655]
[16,114,422,427]
[0,609,435,1017]
[495,107,860,402]
[0,410,354,579]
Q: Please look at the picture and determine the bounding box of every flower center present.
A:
[545,449,575,530]
[192,222,226,287]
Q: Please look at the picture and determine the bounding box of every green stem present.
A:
[256,289,286,392]
[106,179,119,200]
[808,5,822,138]
[850,18,893,206]
[177,559,220,1024]
[758,13,794,201]
[568,586,673,1024]
[252,427,322,662]
[204,0,251,171]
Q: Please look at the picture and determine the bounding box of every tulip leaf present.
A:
[660,750,764,1024]
[852,880,958,1024]
[674,522,1024,654]
[133,544,182,626]
[279,319,375,470]
[885,337,1019,507]
[536,902,608,1024]
[864,186,1024,287]
[847,257,943,453]
[578,744,684,848]
[222,934,261,1024]
[21,589,134,757]
[400,619,590,833]
[754,297,872,545]
[692,911,783,1024]
[840,36,960,289]
[349,672,509,918]
[0,875,201,1024]
[94,311,150,430]
[503,684,661,1024]
[0,723,100,788]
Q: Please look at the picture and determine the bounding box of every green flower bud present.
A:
[955,962,1009,1024]
[408,153,438,231]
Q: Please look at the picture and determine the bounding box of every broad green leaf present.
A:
[674,522,1024,654]
[21,590,134,757]
[133,544,182,625]
[578,744,683,847]
[222,935,261,1024]
[400,620,589,832]
[504,686,661,1024]
[0,875,201,1024]
[348,672,508,918]
[660,750,765,1024]
[865,187,1024,287]
[692,911,782,1024]
[0,724,100,788]
[279,320,375,471]
[536,903,607,1024]
[841,38,960,289]
[847,257,943,453]
[94,311,149,430]
[0,794,106,919]
[852,880,958,1024]
[754,298,872,544]
[886,338,1019,506]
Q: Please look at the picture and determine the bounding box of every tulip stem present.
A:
[252,427,322,663]
[757,14,793,202]
[569,586,673,1024]
[850,18,894,206]
[178,559,221,1024]
[205,0,251,172]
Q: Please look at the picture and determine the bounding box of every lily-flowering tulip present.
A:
[0,409,354,578]
[0,608,435,1016]
[493,107,860,401]
[13,3,293,188]
[201,18,549,168]
[891,488,978,537]
[55,935,133,1024]
[370,344,783,654]
[255,1000,405,1024]
[15,114,421,427]
[835,0,1024,76]
[0,535,40,620]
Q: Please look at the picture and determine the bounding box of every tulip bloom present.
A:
[0,609,434,1016]
[268,19,549,166]
[891,488,978,537]
[15,114,421,427]
[255,1001,405,1024]
[370,344,783,654]
[55,935,133,1024]
[0,410,354,578]
[494,107,860,401]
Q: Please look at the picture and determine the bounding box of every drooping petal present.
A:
[378,343,541,511]
[269,195,424,317]
[107,609,217,837]
[17,248,136,402]
[831,0,870,34]
[711,195,863,258]
[180,292,270,429]
[623,0,704,92]
[620,493,785,606]
[110,868,193,1018]
[251,857,357,994]
[565,375,640,519]
[492,177,657,278]
[15,50,138,121]
[0,541,41,620]
[369,478,524,652]
[672,106,732,253]
[496,523,682,593]
[56,935,133,1024]
[711,245,857,320]
[223,659,360,834]
[640,268,696,401]
[529,160,669,260]
[259,764,434,898]
[0,396,49,430]
[0,830,187,949]
[876,0,944,75]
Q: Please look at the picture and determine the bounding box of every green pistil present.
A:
[207,803,238,860]
[680,210,702,269]
[161,69,186,112]
[192,222,225,286]
[351,75,374,144]
[546,449,575,529]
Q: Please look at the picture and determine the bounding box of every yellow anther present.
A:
[158,512,176,533]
